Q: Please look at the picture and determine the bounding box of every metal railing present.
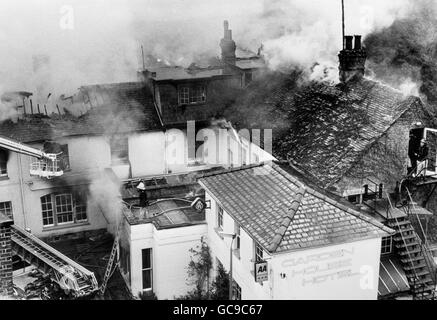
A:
[30,159,64,178]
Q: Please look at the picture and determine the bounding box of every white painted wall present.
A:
[204,193,382,300]
[128,222,207,299]
[271,238,381,300]
[129,131,166,177]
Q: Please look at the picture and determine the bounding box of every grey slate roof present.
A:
[199,162,393,254]
[256,77,428,188]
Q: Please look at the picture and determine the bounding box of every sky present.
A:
[0,0,414,97]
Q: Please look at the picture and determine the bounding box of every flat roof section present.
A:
[123,198,205,229]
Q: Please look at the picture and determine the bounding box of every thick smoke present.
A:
[364,0,437,105]
[0,1,412,99]
[236,0,411,82]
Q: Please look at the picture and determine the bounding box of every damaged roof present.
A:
[0,82,162,143]
[148,66,228,81]
[198,162,393,254]
[267,78,428,188]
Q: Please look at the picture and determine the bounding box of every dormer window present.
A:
[178,84,206,105]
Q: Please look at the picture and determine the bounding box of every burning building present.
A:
[0,20,273,299]
[227,32,437,299]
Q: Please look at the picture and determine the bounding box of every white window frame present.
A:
[178,85,206,105]
[41,195,55,227]
[423,128,437,176]
[217,205,224,231]
[55,193,74,225]
[254,241,263,262]
[232,279,242,300]
[0,201,12,219]
[41,192,88,228]
[381,236,393,255]
[179,86,190,105]
[142,248,153,292]
[234,223,241,251]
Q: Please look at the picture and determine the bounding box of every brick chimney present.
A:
[0,214,13,297]
[220,20,236,65]
[338,35,367,83]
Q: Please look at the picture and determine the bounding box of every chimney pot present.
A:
[354,35,362,50]
[345,36,353,50]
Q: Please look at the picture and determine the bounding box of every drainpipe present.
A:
[17,154,28,228]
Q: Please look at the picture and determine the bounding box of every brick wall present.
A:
[0,216,13,297]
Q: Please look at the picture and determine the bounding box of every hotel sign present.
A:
[254,261,268,283]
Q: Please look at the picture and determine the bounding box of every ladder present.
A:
[99,218,124,296]
[11,225,98,297]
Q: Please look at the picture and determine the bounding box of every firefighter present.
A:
[137,181,149,207]
[415,139,429,177]
[408,133,420,174]
[418,139,429,162]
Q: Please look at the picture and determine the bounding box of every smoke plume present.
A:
[364,0,437,108]
[0,1,413,100]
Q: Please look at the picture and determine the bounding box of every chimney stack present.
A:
[344,36,353,50]
[220,20,236,66]
[338,35,367,83]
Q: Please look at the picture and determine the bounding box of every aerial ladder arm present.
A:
[0,135,57,160]
[0,135,64,178]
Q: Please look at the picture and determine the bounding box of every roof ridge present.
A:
[272,162,393,236]
[197,162,268,180]
[304,187,394,235]
[270,162,306,189]
[268,187,306,253]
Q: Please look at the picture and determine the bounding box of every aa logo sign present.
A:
[254,261,268,282]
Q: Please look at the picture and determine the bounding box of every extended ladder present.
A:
[11,225,98,297]
[99,218,124,295]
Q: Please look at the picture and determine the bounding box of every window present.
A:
[254,241,263,262]
[41,195,54,226]
[110,136,129,165]
[41,192,87,227]
[142,248,153,291]
[0,202,12,219]
[178,85,206,105]
[0,149,7,176]
[234,223,241,252]
[55,194,74,224]
[217,205,224,230]
[74,191,88,222]
[381,237,393,255]
[232,280,242,300]
[179,87,190,105]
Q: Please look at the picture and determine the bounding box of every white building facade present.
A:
[199,163,394,300]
